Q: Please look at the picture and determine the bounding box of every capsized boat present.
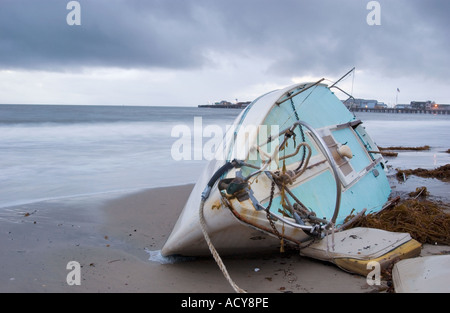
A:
[161,76,421,277]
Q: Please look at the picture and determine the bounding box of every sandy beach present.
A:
[1,178,448,294]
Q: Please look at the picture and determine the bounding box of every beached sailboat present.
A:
[161,75,421,287]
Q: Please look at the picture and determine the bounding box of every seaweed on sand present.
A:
[408,186,429,198]
[375,145,431,157]
[378,145,430,151]
[395,164,450,181]
[343,199,450,246]
[379,151,398,157]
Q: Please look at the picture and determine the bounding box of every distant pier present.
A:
[198,104,247,109]
[350,107,449,115]
[198,100,251,109]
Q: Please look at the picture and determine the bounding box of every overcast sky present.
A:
[0,0,449,106]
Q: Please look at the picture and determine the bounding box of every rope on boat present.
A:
[199,198,247,293]
[196,110,342,292]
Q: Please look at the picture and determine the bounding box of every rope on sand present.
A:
[199,199,247,293]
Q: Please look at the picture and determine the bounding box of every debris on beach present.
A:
[378,151,398,157]
[22,210,37,217]
[408,186,429,198]
[395,164,450,181]
[344,198,450,246]
[375,145,431,157]
[378,145,430,151]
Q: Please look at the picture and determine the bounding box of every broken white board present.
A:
[300,227,422,276]
[392,255,450,293]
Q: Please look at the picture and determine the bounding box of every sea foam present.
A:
[145,249,195,264]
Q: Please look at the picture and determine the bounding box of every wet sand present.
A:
[1,182,448,293]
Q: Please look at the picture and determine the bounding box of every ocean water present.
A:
[0,105,240,208]
[0,104,449,209]
[356,112,450,170]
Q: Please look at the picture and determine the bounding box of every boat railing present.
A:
[243,119,342,229]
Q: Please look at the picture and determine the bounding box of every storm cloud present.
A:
[0,0,448,77]
[0,0,449,105]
